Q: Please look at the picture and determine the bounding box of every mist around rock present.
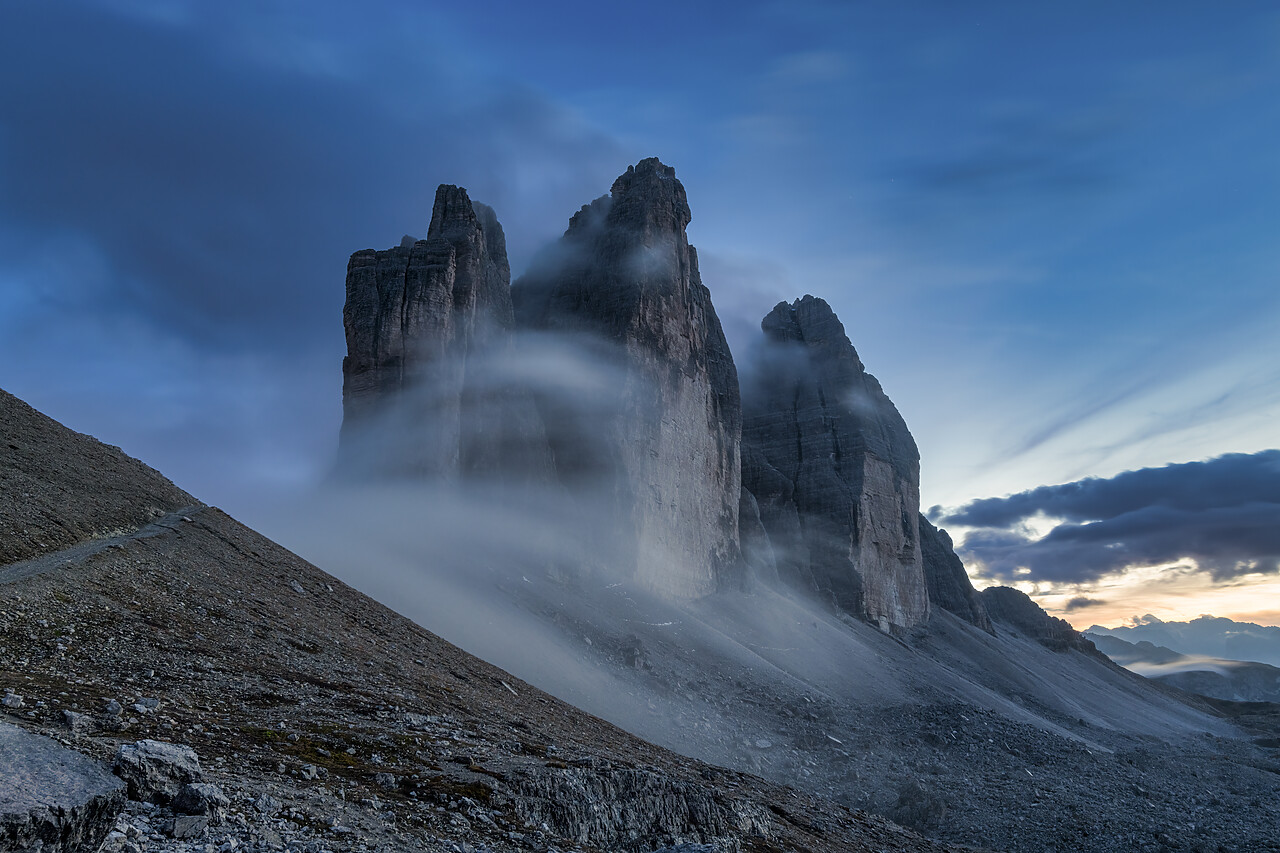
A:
[236,158,1280,851]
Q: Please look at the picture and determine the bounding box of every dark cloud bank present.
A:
[934,450,1280,583]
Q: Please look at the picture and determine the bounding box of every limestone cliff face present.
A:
[918,515,992,632]
[741,296,929,630]
[513,158,742,599]
[339,185,549,479]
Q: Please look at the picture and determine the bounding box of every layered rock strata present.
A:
[741,296,929,630]
[513,158,743,598]
[339,185,549,479]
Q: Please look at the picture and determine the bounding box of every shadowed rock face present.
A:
[982,586,1098,653]
[339,185,549,480]
[513,158,742,599]
[919,515,992,632]
[741,295,929,630]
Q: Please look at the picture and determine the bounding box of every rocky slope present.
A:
[979,587,1098,654]
[1,387,965,853]
[511,158,743,599]
[0,388,195,567]
[741,296,928,631]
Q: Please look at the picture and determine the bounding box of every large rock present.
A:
[112,740,202,804]
[0,721,125,852]
[919,515,991,632]
[339,185,550,480]
[741,296,929,630]
[513,158,743,598]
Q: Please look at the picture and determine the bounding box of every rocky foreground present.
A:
[1,388,970,852]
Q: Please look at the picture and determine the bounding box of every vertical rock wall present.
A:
[513,158,742,598]
[741,296,929,630]
[339,185,549,479]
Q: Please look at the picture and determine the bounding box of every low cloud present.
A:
[1064,597,1106,612]
[940,450,1280,584]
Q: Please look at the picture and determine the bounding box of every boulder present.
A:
[0,721,124,852]
[172,782,228,821]
[111,740,202,804]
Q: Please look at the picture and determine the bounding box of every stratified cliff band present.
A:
[339,184,549,480]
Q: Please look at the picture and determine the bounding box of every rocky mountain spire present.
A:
[741,295,929,631]
[339,184,549,479]
[513,158,742,599]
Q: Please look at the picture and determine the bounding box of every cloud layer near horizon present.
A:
[938,450,1280,584]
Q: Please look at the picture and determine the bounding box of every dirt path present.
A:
[0,505,205,586]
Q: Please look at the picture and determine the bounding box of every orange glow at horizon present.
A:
[996,562,1280,630]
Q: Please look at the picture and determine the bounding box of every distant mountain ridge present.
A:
[1089,615,1280,668]
[1087,632,1280,704]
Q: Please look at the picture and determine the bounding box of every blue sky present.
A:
[2,0,1277,625]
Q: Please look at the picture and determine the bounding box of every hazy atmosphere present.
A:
[2,0,1278,628]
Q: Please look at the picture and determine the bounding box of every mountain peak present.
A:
[606,156,691,235]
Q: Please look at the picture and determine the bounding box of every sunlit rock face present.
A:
[514,158,742,599]
[339,185,550,480]
[741,296,929,630]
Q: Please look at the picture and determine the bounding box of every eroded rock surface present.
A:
[741,296,929,630]
[919,516,992,632]
[113,740,202,804]
[513,158,742,598]
[0,720,124,852]
[340,185,550,480]
[982,586,1097,653]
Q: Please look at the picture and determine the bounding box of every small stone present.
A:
[104,698,123,716]
[289,580,306,595]
[62,709,94,736]
[374,772,397,790]
[253,793,282,816]
[300,764,319,780]
[170,813,210,839]
[2,693,23,710]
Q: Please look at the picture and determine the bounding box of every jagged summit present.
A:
[605,156,692,236]
[339,182,548,480]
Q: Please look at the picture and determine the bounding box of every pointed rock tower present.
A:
[741,296,929,630]
[514,158,742,598]
[339,185,549,479]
